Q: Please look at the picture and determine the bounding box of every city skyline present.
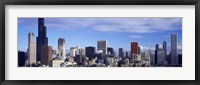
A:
[18,17,182,54]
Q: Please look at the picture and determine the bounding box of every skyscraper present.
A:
[154,44,159,65]
[131,42,138,57]
[58,38,66,59]
[36,18,48,61]
[171,33,178,65]
[97,40,107,54]
[41,46,52,66]
[27,32,36,65]
[163,41,167,61]
[85,46,96,60]
[119,48,124,58]
[157,50,165,66]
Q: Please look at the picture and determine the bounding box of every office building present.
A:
[18,51,26,67]
[107,47,115,56]
[85,46,96,60]
[79,48,85,56]
[74,55,83,64]
[163,40,167,60]
[125,51,129,57]
[36,18,48,61]
[171,33,178,65]
[97,40,107,54]
[119,48,124,58]
[27,32,36,65]
[41,46,52,66]
[154,44,159,65]
[138,46,141,54]
[131,42,138,57]
[70,47,76,57]
[58,38,66,58]
[75,46,80,55]
[157,50,165,65]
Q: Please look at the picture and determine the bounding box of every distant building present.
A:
[125,51,129,57]
[74,55,83,65]
[107,47,115,56]
[58,38,66,59]
[163,41,167,60]
[154,44,159,65]
[157,50,165,65]
[70,47,76,57]
[138,46,141,54]
[85,46,96,60]
[27,32,36,65]
[171,33,178,65]
[18,51,26,67]
[50,59,65,67]
[79,48,85,56]
[37,18,48,61]
[131,42,138,57]
[97,40,107,54]
[41,46,52,66]
[178,54,182,65]
[119,48,124,58]
[131,54,142,63]
[74,46,80,55]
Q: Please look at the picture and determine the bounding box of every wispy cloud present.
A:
[129,35,143,38]
[19,17,182,33]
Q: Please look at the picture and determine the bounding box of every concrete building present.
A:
[171,33,178,65]
[163,41,167,60]
[58,38,66,59]
[37,18,48,61]
[157,50,165,66]
[74,46,80,55]
[27,32,36,65]
[41,46,52,66]
[50,59,65,67]
[79,48,85,56]
[70,47,76,57]
[97,40,107,54]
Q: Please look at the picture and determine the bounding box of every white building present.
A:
[74,46,80,55]
[79,48,85,56]
[50,59,65,67]
[171,33,178,65]
[27,32,36,65]
[58,38,66,59]
[97,40,107,54]
[70,47,76,57]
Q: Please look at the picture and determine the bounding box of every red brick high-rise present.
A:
[131,42,138,57]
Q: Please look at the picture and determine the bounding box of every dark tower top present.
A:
[37,18,48,61]
[38,18,47,40]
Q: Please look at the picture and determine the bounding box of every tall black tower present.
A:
[36,18,48,61]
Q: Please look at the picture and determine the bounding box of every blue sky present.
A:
[18,17,182,53]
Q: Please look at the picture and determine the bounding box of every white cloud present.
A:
[43,18,182,33]
[129,35,143,38]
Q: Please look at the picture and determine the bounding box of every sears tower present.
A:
[36,18,48,61]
